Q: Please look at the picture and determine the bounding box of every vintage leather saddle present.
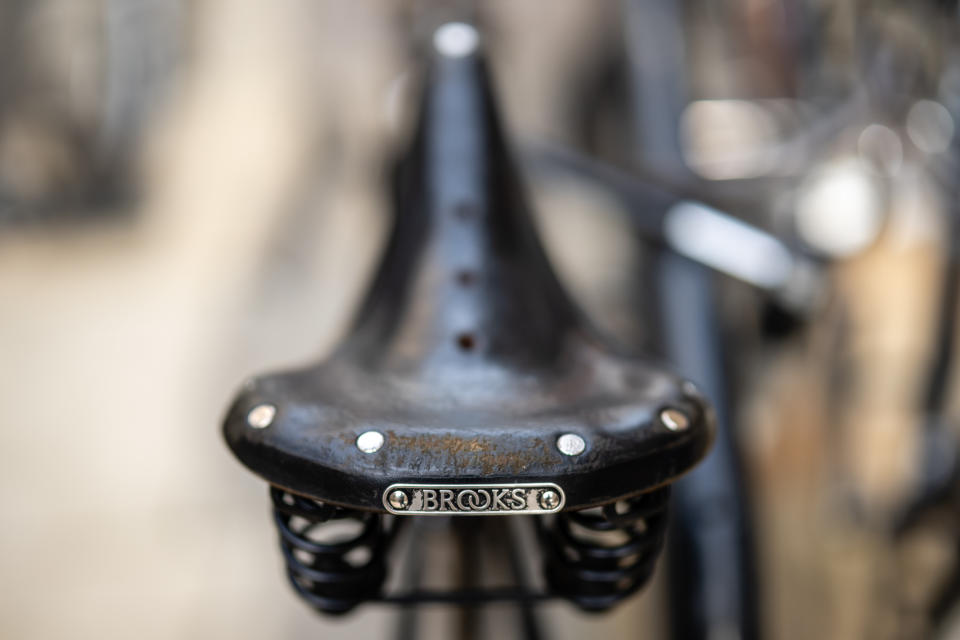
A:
[222,30,712,518]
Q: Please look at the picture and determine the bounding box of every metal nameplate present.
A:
[382,483,565,516]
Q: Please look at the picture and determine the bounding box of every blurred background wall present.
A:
[1,1,959,639]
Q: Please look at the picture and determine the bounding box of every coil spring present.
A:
[270,486,388,614]
[542,486,671,611]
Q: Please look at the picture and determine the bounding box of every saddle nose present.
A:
[222,25,713,514]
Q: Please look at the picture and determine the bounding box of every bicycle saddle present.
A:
[223,22,713,614]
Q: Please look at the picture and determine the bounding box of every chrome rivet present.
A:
[660,408,690,432]
[246,404,276,429]
[388,490,409,510]
[433,22,479,58]
[557,433,586,456]
[539,490,560,510]
[357,430,385,453]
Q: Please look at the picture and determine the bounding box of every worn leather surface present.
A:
[224,44,713,512]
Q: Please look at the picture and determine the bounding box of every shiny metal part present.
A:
[387,489,409,510]
[246,404,276,429]
[356,430,385,453]
[557,433,586,456]
[433,22,479,58]
[383,483,565,515]
[539,490,561,510]
[660,408,690,432]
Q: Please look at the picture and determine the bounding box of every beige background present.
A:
[1,2,957,639]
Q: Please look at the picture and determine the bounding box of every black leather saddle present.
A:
[223,23,713,613]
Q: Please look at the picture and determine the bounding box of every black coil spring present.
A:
[270,486,389,614]
[542,486,671,611]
